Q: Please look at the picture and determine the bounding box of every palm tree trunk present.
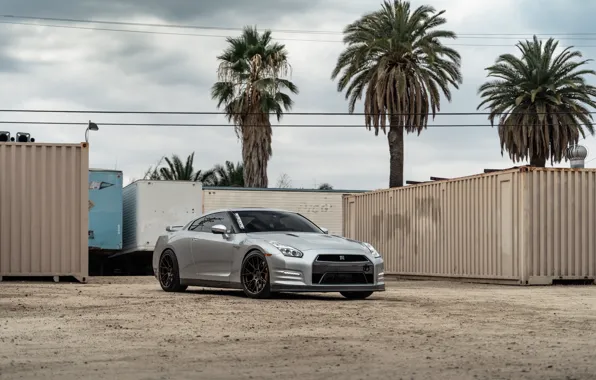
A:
[241,112,272,188]
[387,117,404,188]
[529,153,546,167]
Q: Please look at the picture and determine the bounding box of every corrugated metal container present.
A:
[122,180,203,254]
[203,187,367,236]
[343,167,596,285]
[0,142,89,283]
[88,168,123,252]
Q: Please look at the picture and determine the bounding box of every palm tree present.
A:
[148,153,217,184]
[143,156,163,180]
[331,0,462,188]
[211,26,299,188]
[477,36,596,167]
[213,161,244,187]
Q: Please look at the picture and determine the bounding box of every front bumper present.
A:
[267,250,385,293]
[271,284,385,292]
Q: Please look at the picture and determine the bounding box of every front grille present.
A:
[316,254,369,262]
[313,272,374,285]
[312,255,374,286]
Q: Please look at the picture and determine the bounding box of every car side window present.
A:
[200,212,233,233]
[188,217,205,232]
[219,213,235,232]
[200,213,223,232]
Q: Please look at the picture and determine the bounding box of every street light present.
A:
[85,120,99,143]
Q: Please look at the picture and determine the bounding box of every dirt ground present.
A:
[0,277,595,380]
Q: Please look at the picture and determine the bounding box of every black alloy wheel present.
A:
[240,251,272,299]
[158,250,187,292]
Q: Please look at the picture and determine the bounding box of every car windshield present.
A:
[232,210,322,233]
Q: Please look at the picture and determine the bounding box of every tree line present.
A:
[142,152,334,190]
[160,0,596,189]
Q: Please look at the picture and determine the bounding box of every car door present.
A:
[191,212,237,283]
[186,216,210,276]
[174,217,204,279]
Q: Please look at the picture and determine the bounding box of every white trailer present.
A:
[122,180,203,254]
[202,187,367,236]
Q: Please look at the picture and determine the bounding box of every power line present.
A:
[1,121,596,129]
[4,15,596,38]
[2,15,343,35]
[0,21,269,40]
[2,109,596,116]
[4,20,596,48]
[0,121,486,127]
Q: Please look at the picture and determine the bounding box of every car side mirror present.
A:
[166,225,183,232]
[211,224,228,235]
[321,227,329,234]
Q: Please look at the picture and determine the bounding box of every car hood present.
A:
[247,232,367,252]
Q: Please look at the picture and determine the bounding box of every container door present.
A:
[88,171,123,251]
[498,173,514,277]
[348,198,356,238]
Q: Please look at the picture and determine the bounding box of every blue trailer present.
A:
[88,168,123,252]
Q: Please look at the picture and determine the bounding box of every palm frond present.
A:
[478,35,596,165]
[213,161,244,186]
[148,152,215,183]
[331,0,462,136]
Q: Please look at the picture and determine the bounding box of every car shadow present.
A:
[174,288,365,301]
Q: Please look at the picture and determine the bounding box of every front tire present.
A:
[340,291,373,300]
[240,251,271,299]
[158,250,187,292]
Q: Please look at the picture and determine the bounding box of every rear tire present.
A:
[340,291,373,300]
[158,250,187,292]
[240,251,271,299]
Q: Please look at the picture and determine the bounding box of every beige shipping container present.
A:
[343,167,596,285]
[203,187,367,236]
[0,142,89,283]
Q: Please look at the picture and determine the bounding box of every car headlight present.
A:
[361,242,381,258]
[269,241,304,258]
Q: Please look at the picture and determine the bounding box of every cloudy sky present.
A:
[1,0,595,190]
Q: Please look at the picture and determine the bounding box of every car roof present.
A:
[203,207,295,215]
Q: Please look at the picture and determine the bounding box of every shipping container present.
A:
[0,142,89,282]
[343,167,596,285]
[122,180,203,254]
[88,169,123,252]
[203,187,367,236]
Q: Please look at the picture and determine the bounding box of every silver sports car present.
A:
[152,208,385,299]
